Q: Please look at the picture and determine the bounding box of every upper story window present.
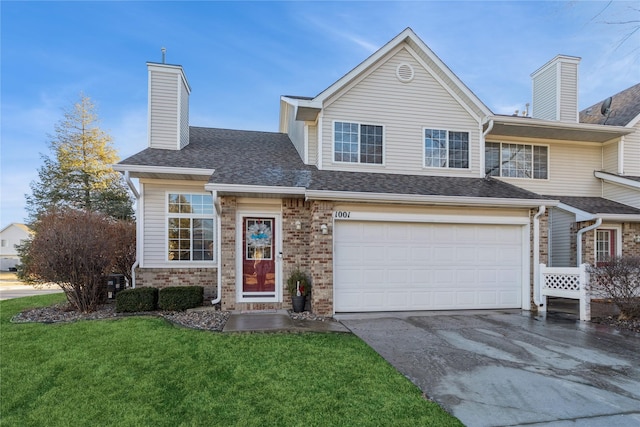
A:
[167,193,214,262]
[334,121,383,164]
[485,142,548,179]
[424,129,469,168]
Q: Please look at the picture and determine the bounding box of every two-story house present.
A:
[0,223,32,271]
[115,28,640,316]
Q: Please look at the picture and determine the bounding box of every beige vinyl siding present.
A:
[321,48,479,176]
[602,182,640,209]
[286,103,306,162]
[179,79,190,149]
[149,71,180,150]
[559,62,578,123]
[549,207,574,267]
[624,124,640,175]
[308,124,318,166]
[532,66,557,120]
[405,38,488,121]
[602,142,619,173]
[491,141,602,196]
[141,180,209,267]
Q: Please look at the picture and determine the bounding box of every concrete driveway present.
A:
[339,310,640,427]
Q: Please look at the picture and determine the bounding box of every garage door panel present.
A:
[334,221,525,312]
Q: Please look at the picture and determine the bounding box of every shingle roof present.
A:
[579,83,640,126]
[119,126,548,201]
[555,196,640,215]
[308,169,545,200]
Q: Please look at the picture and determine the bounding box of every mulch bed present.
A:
[10,303,333,332]
[10,302,639,334]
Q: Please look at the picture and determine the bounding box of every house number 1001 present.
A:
[334,211,351,219]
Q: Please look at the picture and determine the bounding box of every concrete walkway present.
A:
[223,310,349,333]
[339,310,640,427]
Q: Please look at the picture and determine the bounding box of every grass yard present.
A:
[1,295,462,427]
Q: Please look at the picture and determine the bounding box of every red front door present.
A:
[242,217,276,296]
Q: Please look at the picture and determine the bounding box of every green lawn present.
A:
[1,295,462,426]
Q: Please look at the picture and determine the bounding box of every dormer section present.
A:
[531,55,580,123]
[147,62,191,150]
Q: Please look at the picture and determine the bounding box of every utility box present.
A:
[106,274,126,299]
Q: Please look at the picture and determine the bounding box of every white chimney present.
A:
[530,55,580,123]
[147,62,191,150]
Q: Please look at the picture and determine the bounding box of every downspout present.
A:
[482,119,494,138]
[124,171,140,288]
[533,205,545,307]
[577,218,602,266]
[210,190,222,305]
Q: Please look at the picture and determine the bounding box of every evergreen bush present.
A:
[158,286,204,311]
[116,287,158,312]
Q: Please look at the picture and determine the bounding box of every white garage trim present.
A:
[332,216,530,314]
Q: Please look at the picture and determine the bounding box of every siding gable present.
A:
[321,46,480,176]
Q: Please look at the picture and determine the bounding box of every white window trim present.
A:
[332,120,385,166]
[236,208,282,304]
[594,224,622,262]
[422,127,471,170]
[485,141,550,180]
[165,191,216,265]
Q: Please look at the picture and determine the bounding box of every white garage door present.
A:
[334,221,524,312]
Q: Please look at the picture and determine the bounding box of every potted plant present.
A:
[287,268,310,313]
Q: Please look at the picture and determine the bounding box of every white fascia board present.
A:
[556,202,594,222]
[280,96,322,110]
[594,171,640,189]
[596,214,640,222]
[305,189,558,208]
[625,112,640,128]
[112,164,214,176]
[488,115,633,135]
[204,183,306,196]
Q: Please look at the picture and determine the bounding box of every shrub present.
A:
[588,256,640,320]
[18,209,135,313]
[158,286,204,311]
[116,287,158,313]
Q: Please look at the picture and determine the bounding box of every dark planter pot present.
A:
[292,295,306,313]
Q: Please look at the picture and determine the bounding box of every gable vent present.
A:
[396,63,414,83]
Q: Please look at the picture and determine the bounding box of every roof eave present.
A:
[305,189,557,208]
[485,116,633,143]
[594,171,640,189]
[205,183,306,197]
[113,164,214,180]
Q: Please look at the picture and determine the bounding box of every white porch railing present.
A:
[539,263,590,321]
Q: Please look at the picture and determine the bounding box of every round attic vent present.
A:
[396,63,414,83]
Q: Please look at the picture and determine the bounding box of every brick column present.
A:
[282,199,311,306]
[219,196,237,311]
[309,200,334,316]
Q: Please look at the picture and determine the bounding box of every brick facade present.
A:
[308,200,335,316]
[622,222,640,258]
[570,221,640,266]
[135,267,217,301]
[529,208,549,311]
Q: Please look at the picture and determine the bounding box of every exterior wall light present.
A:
[634,235,640,243]
[295,221,301,230]
[320,224,328,235]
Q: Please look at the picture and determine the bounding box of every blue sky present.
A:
[2,1,639,228]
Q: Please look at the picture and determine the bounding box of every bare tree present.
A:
[589,256,640,320]
[19,209,136,313]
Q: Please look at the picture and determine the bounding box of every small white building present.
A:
[0,223,32,271]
